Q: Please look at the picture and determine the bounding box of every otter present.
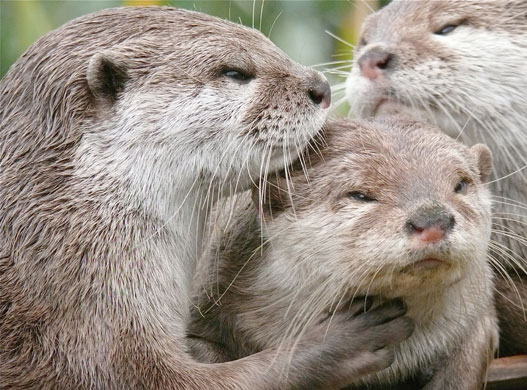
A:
[344,0,527,355]
[189,118,498,389]
[0,6,414,390]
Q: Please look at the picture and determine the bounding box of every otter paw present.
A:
[311,298,414,388]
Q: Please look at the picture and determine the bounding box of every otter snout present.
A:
[406,205,455,243]
[308,76,331,109]
[358,48,394,81]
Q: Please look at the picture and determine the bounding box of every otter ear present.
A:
[87,52,128,102]
[251,175,291,219]
[470,144,493,183]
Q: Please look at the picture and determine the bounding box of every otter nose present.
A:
[358,48,393,81]
[308,78,331,109]
[406,207,456,244]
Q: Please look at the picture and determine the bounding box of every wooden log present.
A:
[486,355,527,390]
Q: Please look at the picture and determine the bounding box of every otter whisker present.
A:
[364,262,388,300]
[259,142,276,251]
[251,0,256,29]
[325,30,356,49]
[454,116,472,142]
[203,130,252,207]
[492,195,527,210]
[280,283,334,381]
[487,252,525,317]
[493,215,527,226]
[487,164,527,185]
[491,226,527,249]
[135,172,202,248]
[488,240,527,279]
[281,138,298,221]
[357,0,376,14]
[331,83,348,91]
[332,95,351,113]
[293,134,310,185]
[206,220,295,312]
[311,60,353,69]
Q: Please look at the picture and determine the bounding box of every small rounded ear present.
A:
[470,143,493,183]
[251,175,291,220]
[87,52,128,102]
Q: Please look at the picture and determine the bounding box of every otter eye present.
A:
[347,191,376,202]
[454,178,470,194]
[359,37,367,47]
[435,24,458,35]
[223,69,253,83]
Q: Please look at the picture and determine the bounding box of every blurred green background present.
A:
[1,0,387,93]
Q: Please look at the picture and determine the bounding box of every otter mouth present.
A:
[402,257,451,273]
[412,258,447,269]
[373,98,406,117]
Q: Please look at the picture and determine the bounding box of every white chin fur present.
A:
[345,67,377,118]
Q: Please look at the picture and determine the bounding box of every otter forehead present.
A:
[35,7,300,88]
[79,8,298,85]
[321,118,472,183]
[162,10,295,70]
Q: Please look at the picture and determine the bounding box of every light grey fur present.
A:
[189,118,498,389]
[343,0,527,355]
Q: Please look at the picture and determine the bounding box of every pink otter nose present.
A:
[412,226,445,244]
[357,49,393,81]
[406,207,456,244]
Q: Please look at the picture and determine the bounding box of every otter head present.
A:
[81,8,330,201]
[257,118,492,299]
[345,0,527,140]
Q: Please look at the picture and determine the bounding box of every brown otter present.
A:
[344,0,527,355]
[0,6,414,390]
[189,117,498,389]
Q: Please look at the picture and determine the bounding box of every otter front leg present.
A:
[111,301,413,390]
[422,314,498,390]
[188,299,414,388]
[203,298,414,390]
[276,299,415,389]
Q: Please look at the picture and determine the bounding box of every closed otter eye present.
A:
[435,25,457,35]
[434,22,464,36]
[223,69,254,83]
[454,178,471,194]
[347,191,377,202]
